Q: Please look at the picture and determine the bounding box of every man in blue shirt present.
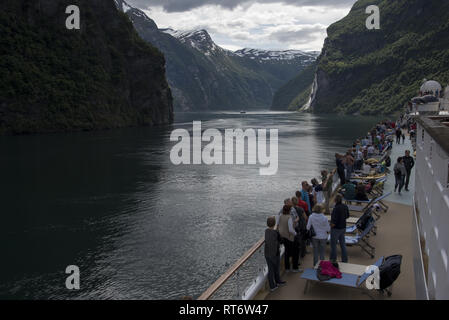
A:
[300,181,311,215]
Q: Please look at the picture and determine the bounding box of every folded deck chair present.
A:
[301,257,385,296]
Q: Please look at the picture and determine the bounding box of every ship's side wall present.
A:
[412,197,430,300]
[415,117,449,299]
[442,86,449,111]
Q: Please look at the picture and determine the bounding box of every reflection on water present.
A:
[0,112,380,299]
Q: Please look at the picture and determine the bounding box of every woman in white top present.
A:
[306,204,331,266]
[311,178,325,204]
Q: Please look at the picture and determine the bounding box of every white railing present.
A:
[197,237,285,300]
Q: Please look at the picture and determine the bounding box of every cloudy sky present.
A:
[126,0,358,52]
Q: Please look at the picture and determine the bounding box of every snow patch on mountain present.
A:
[234,48,319,62]
[161,29,223,56]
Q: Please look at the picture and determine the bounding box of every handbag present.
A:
[307,225,316,239]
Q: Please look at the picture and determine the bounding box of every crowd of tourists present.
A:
[263,117,416,292]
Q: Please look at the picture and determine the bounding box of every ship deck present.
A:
[262,138,417,300]
[261,200,415,300]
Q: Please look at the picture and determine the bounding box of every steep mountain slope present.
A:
[271,63,317,111]
[117,0,317,111]
[164,29,318,85]
[311,0,449,115]
[119,5,272,111]
[0,0,173,134]
[167,29,319,100]
[233,49,318,93]
[162,29,224,57]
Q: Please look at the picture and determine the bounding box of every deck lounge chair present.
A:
[326,204,379,226]
[369,178,387,197]
[326,219,376,258]
[346,208,377,235]
[345,221,376,258]
[326,192,386,225]
[326,214,359,225]
[350,174,387,184]
[301,257,385,297]
[344,191,392,216]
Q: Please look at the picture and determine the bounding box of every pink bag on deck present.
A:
[319,261,342,279]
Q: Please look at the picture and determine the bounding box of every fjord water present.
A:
[0,112,380,299]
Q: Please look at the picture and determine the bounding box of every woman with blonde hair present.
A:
[306,204,330,266]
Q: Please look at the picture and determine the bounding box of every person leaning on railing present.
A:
[321,169,336,214]
[311,178,325,206]
[336,153,346,185]
[295,191,309,216]
[300,181,311,215]
[292,196,308,259]
[343,151,355,182]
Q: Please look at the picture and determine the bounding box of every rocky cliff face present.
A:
[311,0,449,115]
[0,0,173,134]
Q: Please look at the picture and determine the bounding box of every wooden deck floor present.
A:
[261,200,416,300]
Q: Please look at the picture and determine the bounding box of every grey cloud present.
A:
[268,25,326,44]
[127,0,356,12]
[231,32,251,40]
[226,21,246,28]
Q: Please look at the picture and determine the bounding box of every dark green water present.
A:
[0,112,381,299]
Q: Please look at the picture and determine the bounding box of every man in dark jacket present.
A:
[330,195,349,263]
[335,153,346,186]
[403,150,415,191]
[395,128,402,144]
[264,216,286,292]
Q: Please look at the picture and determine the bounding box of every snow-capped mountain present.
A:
[114,0,318,112]
[162,29,320,62]
[161,29,224,56]
[235,48,319,63]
